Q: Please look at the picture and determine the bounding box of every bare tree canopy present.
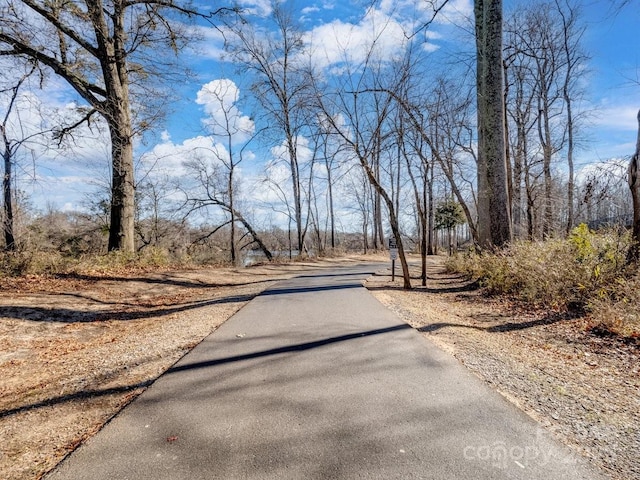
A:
[0,0,218,252]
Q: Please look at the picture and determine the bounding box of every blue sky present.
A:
[580,1,640,161]
[165,0,640,157]
[5,0,640,216]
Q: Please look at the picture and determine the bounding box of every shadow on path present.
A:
[417,312,575,334]
[1,324,412,419]
[259,283,362,296]
[0,294,255,323]
[168,324,412,374]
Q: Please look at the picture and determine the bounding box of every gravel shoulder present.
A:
[366,256,639,480]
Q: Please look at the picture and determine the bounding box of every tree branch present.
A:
[52,108,100,146]
[20,0,100,57]
[0,33,107,107]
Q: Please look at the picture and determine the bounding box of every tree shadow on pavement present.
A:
[167,324,412,374]
[0,293,256,323]
[0,324,412,419]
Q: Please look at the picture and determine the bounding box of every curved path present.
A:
[48,262,604,479]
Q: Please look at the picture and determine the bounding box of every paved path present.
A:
[48,263,604,479]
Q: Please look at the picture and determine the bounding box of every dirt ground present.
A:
[366,256,639,480]
[1,254,638,479]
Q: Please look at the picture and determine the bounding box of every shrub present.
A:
[447,225,631,312]
[0,250,73,276]
[587,271,640,338]
[0,246,189,278]
[72,247,182,275]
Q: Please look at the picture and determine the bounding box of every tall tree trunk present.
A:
[2,145,15,251]
[0,71,32,252]
[539,105,554,238]
[525,170,536,240]
[512,117,525,238]
[421,165,428,285]
[90,1,135,253]
[503,61,514,216]
[627,110,640,264]
[475,0,513,249]
[427,164,435,255]
[565,101,575,236]
[402,142,428,286]
[375,172,384,249]
[561,19,576,236]
[106,114,135,253]
[359,156,411,289]
[229,166,236,265]
[326,159,336,249]
[285,136,303,254]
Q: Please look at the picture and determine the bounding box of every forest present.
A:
[0,0,639,331]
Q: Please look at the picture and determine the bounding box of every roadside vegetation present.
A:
[447,224,640,339]
[0,208,360,280]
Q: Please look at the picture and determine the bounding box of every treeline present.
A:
[0,1,637,277]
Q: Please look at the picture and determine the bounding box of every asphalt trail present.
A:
[48,263,604,480]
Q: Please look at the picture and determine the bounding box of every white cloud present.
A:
[302,0,471,72]
[269,135,315,171]
[190,25,227,60]
[26,173,100,213]
[141,135,217,178]
[304,8,409,71]
[580,98,640,162]
[237,0,272,17]
[160,130,171,142]
[301,6,320,15]
[422,42,440,53]
[196,79,255,145]
[592,103,640,132]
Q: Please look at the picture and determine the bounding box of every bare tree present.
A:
[0,0,217,252]
[312,45,413,288]
[475,0,512,248]
[504,1,587,239]
[556,0,587,235]
[316,125,340,250]
[427,78,479,243]
[504,14,537,239]
[1,62,46,251]
[225,2,312,255]
[398,112,432,285]
[194,79,259,264]
[135,174,188,254]
[182,150,273,262]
